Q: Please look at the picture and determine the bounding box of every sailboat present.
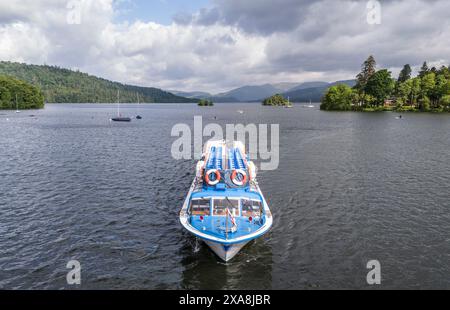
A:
[285,96,293,108]
[136,93,142,120]
[111,90,131,122]
[15,95,21,113]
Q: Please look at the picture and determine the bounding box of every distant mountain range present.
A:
[286,81,330,92]
[216,84,283,102]
[169,90,212,99]
[0,61,356,104]
[284,80,356,102]
[172,80,356,103]
[0,61,196,103]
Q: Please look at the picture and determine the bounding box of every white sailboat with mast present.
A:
[285,96,293,108]
[15,94,20,113]
[111,90,131,122]
[136,93,142,119]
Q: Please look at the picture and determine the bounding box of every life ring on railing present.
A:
[231,169,248,186]
[205,169,221,186]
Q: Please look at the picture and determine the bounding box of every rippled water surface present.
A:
[0,103,449,289]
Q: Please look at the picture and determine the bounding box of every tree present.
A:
[418,73,435,111]
[441,95,450,111]
[395,64,412,100]
[396,80,412,106]
[0,75,44,110]
[409,78,421,106]
[355,55,377,100]
[420,72,435,101]
[418,61,429,78]
[398,64,412,83]
[437,66,450,79]
[396,76,421,107]
[434,75,450,107]
[365,69,394,106]
[418,96,431,112]
[320,84,355,111]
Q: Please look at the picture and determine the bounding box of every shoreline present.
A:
[321,106,450,113]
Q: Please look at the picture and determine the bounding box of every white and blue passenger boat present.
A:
[180,140,273,261]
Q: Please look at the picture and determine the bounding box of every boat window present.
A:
[213,198,240,217]
[190,199,211,216]
[242,199,262,217]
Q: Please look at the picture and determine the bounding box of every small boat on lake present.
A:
[111,90,131,122]
[111,117,131,122]
[180,140,273,261]
[302,100,314,108]
[285,96,293,108]
[15,95,21,113]
[136,93,142,120]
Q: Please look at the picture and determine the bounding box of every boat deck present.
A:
[190,214,264,240]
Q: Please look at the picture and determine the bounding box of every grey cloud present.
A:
[258,0,450,76]
[180,0,319,35]
[1,0,449,93]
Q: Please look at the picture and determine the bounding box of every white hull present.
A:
[204,240,249,262]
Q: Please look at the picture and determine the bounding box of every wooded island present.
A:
[262,94,291,106]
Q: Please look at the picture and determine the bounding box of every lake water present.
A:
[0,103,449,289]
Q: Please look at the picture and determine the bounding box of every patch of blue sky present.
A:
[114,0,210,25]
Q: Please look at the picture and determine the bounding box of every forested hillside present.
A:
[0,62,196,103]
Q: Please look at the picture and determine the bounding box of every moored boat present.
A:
[179,140,273,261]
[111,117,131,122]
[15,94,21,113]
[136,93,142,120]
[111,90,132,122]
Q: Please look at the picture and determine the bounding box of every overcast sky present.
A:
[0,0,449,93]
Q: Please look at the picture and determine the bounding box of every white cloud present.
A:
[0,0,449,93]
[0,23,49,63]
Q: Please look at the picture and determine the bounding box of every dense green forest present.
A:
[0,61,196,104]
[0,75,44,110]
[321,56,450,112]
[262,94,291,106]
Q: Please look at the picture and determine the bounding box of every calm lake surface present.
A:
[0,103,449,289]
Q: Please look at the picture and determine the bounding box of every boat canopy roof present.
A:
[191,188,261,201]
[205,143,247,172]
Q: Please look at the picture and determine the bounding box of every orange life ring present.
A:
[231,169,248,186]
[205,169,221,186]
